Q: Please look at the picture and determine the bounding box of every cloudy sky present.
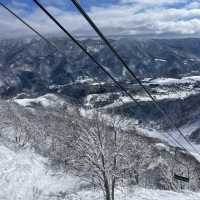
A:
[1,0,200,38]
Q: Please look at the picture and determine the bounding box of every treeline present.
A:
[0,100,200,199]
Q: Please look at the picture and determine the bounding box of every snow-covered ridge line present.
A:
[154,58,167,62]
[84,75,200,110]
[148,75,200,86]
[0,143,87,200]
[13,94,65,108]
[91,89,198,110]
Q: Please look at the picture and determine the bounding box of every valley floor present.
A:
[0,141,200,200]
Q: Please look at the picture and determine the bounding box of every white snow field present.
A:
[13,94,65,108]
[0,143,200,200]
[0,143,82,200]
[149,75,200,86]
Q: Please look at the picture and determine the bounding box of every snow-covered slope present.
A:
[13,94,65,108]
[0,142,200,200]
[0,142,84,200]
[83,75,200,111]
[2,37,200,98]
[0,97,200,199]
[149,76,200,86]
[0,141,200,200]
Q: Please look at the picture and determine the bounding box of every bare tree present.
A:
[72,112,146,200]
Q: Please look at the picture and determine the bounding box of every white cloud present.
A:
[186,2,200,9]
[41,0,67,9]
[121,0,188,6]
[11,1,29,9]
[0,6,32,38]
[0,0,200,38]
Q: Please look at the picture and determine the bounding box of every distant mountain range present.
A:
[1,36,200,193]
[1,36,200,97]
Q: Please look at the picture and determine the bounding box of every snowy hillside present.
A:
[75,75,200,167]
[0,142,200,200]
[84,75,200,109]
[1,37,200,98]
[1,36,200,199]
[13,93,65,108]
[0,142,82,200]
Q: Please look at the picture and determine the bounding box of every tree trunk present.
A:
[111,125,117,200]
[103,174,111,200]
[111,177,115,200]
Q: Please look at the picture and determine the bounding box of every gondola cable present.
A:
[32,0,194,150]
[69,0,200,157]
[0,1,188,149]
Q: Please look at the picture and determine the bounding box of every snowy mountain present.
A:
[1,140,200,200]
[1,139,200,199]
[81,75,200,146]
[0,96,200,199]
[1,36,200,199]
[1,37,200,98]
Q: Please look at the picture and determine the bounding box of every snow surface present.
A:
[149,75,200,86]
[76,187,200,200]
[154,58,167,62]
[80,106,200,162]
[96,89,198,110]
[1,142,200,200]
[84,75,200,110]
[155,143,170,152]
[183,76,200,82]
[166,119,200,161]
[147,157,167,170]
[80,107,181,150]
[150,77,182,85]
[76,77,94,84]
[137,124,200,161]
[13,94,65,108]
[0,143,84,200]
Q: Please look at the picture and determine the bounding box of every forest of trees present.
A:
[0,100,200,199]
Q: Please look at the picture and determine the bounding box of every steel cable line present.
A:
[0,2,139,106]
[32,0,189,149]
[0,0,194,153]
[0,0,141,119]
[0,2,66,57]
[69,0,200,156]
[1,4,198,189]
[1,1,141,107]
[32,0,140,108]
[0,0,184,149]
[0,0,186,149]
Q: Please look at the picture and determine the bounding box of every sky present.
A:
[1,0,200,38]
